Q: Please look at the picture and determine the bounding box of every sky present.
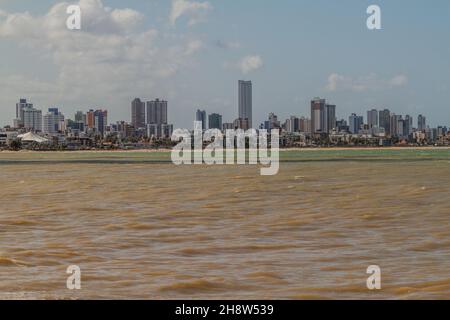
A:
[0,0,449,128]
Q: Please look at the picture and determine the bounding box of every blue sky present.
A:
[0,0,449,128]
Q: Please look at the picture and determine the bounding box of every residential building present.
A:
[131,98,145,129]
[23,107,42,132]
[208,113,222,130]
[367,109,378,128]
[196,109,207,130]
[147,99,168,125]
[349,113,364,134]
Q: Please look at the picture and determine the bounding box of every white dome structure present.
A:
[17,132,49,143]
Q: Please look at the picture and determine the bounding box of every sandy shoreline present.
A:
[0,146,449,153]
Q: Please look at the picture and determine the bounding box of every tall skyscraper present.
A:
[324,104,336,133]
[23,107,42,132]
[15,98,33,128]
[208,113,222,130]
[238,80,252,128]
[418,114,426,131]
[390,114,403,137]
[349,113,364,134]
[311,98,326,134]
[74,111,84,122]
[94,110,108,136]
[86,110,95,129]
[404,115,413,136]
[147,99,168,125]
[43,108,64,134]
[146,99,171,139]
[299,117,310,133]
[86,109,107,135]
[379,109,391,135]
[287,116,300,133]
[196,109,207,130]
[367,109,378,128]
[131,98,145,129]
[264,113,280,130]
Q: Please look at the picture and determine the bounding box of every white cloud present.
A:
[184,39,203,55]
[169,0,211,26]
[239,55,264,74]
[389,74,408,87]
[0,0,205,121]
[325,73,408,92]
[215,40,241,50]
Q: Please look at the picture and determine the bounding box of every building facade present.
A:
[131,98,145,129]
[367,109,378,128]
[311,98,325,134]
[43,108,65,134]
[349,113,364,134]
[147,99,168,125]
[23,107,42,132]
[418,114,426,131]
[238,80,252,128]
[379,109,391,136]
[196,109,207,130]
[208,113,222,130]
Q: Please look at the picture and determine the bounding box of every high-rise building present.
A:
[324,104,336,133]
[74,111,84,123]
[86,109,107,135]
[304,118,312,134]
[336,119,349,132]
[287,116,300,133]
[15,98,33,128]
[390,114,403,137]
[208,113,222,130]
[379,109,391,135]
[147,123,173,138]
[145,99,172,138]
[48,108,59,116]
[43,108,64,134]
[23,107,42,132]
[147,99,168,125]
[94,110,108,136]
[349,113,364,134]
[299,117,310,133]
[131,98,145,129]
[264,113,280,130]
[196,109,207,130]
[233,118,250,130]
[311,98,326,134]
[86,110,95,129]
[404,115,413,136]
[238,80,252,128]
[397,119,405,138]
[418,114,426,131]
[367,109,378,128]
[222,123,234,131]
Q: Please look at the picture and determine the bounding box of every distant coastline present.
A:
[1,146,449,153]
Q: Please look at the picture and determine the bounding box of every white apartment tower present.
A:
[23,107,42,132]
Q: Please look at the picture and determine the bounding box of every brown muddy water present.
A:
[0,150,449,299]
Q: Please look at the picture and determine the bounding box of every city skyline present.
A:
[8,92,449,132]
[8,90,448,136]
[1,0,450,128]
